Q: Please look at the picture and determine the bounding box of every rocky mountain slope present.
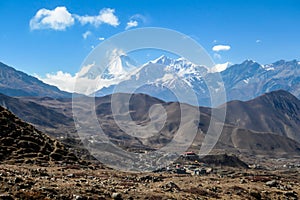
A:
[223,90,300,143]
[0,106,79,164]
[0,93,73,129]
[0,62,71,98]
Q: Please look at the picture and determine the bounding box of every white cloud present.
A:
[212,45,231,52]
[30,7,119,31]
[82,31,92,39]
[35,55,127,94]
[36,70,101,94]
[124,14,147,30]
[98,37,105,41]
[75,8,119,27]
[78,62,95,76]
[125,20,138,30]
[30,6,75,30]
[256,39,262,43]
[35,71,77,92]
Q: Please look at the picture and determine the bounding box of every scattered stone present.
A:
[161,181,181,192]
[250,191,261,200]
[73,194,87,200]
[266,180,277,187]
[284,191,298,198]
[240,179,247,184]
[14,177,23,184]
[67,173,75,178]
[138,175,162,183]
[111,192,122,200]
[18,183,32,189]
[0,193,14,200]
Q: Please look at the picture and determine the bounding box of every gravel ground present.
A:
[0,164,299,200]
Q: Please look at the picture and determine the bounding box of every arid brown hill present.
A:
[223,90,300,143]
[1,91,300,159]
[0,106,79,165]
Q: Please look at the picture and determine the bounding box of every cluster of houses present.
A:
[153,152,300,175]
[154,151,213,176]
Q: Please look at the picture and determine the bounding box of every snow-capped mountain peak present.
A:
[102,54,138,78]
[151,55,173,65]
[94,55,213,105]
[149,55,208,77]
[244,59,257,64]
[151,55,200,68]
[78,49,138,80]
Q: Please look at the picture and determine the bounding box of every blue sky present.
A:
[0,0,300,83]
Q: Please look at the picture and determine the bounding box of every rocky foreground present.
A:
[0,164,299,200]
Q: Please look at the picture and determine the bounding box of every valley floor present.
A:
[0,164,299,200]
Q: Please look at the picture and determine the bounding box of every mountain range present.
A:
[221,59,300,102]
[1,57,300,107]
[79,56,300,107]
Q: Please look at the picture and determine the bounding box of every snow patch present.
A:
[210,62,232,73]
[262,64,275,71]
[243,78,250,84]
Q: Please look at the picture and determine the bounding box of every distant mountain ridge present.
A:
[1,90,300,158]
[221,59,300,102]
[1,57,300,106]
[0,62,71,98]
[92,56,300,106]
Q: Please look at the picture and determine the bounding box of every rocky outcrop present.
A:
[0,106,78,164]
